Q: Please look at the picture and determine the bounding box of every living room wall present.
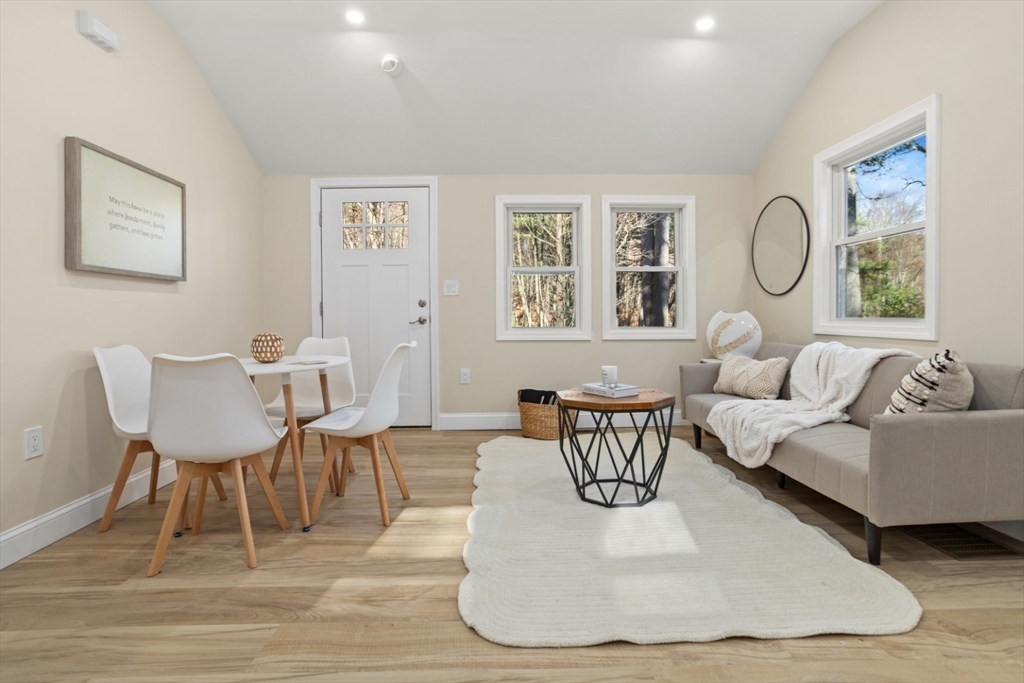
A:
[263,174,753,418]
[0,1,264,534]
[750,0,1024,365]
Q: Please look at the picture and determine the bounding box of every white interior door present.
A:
[321,187,431,426]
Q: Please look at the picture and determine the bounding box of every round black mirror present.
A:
[752,196,809,296]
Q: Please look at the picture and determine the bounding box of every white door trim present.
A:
[310,176,440,429]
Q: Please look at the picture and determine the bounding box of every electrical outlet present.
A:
[24,427,43,460]
[444,280,459,296]
[460,368,471,384]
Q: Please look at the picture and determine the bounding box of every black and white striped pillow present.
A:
[884,350,974,415]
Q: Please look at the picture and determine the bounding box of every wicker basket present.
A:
[518,390,573,440]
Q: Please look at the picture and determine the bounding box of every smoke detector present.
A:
[381,54,402,76]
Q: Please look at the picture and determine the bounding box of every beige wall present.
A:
[264,174,753,415]
[751,0,1024,364]
[0,1,264,532]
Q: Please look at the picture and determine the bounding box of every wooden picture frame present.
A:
[65,137,186,281]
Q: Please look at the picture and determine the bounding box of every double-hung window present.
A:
[495,195,591,340]
[813,94,939,340]
[601,195,696,340]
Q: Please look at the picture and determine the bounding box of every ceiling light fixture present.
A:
[345,9,365,25]
[695,17,715,32]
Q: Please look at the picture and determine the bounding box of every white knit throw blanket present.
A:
[707,342,913,468]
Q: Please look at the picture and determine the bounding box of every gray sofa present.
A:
[680,342,1024,564]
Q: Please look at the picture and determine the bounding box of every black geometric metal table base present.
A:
[557,401,674,507]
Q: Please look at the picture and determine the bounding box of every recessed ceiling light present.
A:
[345,9,365,25]
[695,17,715,32]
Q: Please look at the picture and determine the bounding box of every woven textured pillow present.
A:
[884,350,974,414]
[714,355,790,400]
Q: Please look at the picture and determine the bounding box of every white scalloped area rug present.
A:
[459,436,921,647]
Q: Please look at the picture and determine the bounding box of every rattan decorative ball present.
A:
[251,332,285,363]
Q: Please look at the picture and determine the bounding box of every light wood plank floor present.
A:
[1,429,1021,682]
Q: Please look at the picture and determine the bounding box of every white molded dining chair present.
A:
[147,354,289,576]
[265,336,358,487]
[93,345,227,533]
[304,342,415,527]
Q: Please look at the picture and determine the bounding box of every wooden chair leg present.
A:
[99,441,141,533]
[339,447,352,496]
[381,430,410,500]
[230,459,258,569]
[368,437,391,527]
[310,443,340,525]
[269,434,288,483]
[319,433,337,493]
[148,462,194,577]
[249,455,288,531]
[192,476,208,536]
[210,473,228,501]
[332,452,342,493]
[174,475,193,537]
[147,452,160,504]
[299,429,306,458]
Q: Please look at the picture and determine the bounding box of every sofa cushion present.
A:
[846,355,921,429]
[684,393,743,431]
[714,355,790,400]
[768,423,871,515]
[885,350,974,415]
[966,363,1024,410]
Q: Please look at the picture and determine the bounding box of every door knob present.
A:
[409,316,427,325]
[418,299,427,308]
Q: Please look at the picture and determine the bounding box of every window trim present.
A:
[494,195,592,341]
[601,195,697,340]
[812,94,940,341]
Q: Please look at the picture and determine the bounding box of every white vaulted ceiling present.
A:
[149,0,879,175]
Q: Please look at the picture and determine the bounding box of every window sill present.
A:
[496,329,593,342]
[813,319,937,341]
[602,328,696,341]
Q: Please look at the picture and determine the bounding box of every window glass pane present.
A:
[615,212,675,267]
[615,272,676,327]
[366,202,386,224]
[366,227,386,249]
[511,212,573,267]
[388,201,408,224]
[389,226,408,249]
[343,202,363,225]
[343,227,363,249]
[837,231,925,319]
[511,273,575,328]
[845,134,926,236]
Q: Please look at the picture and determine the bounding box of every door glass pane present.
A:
[511,212,573,267]
[366,227,385,249]
[388,201,408,224]
[615,212,675,267]
[343,227,363,249]
[389,226,409,249]
[366,202,386,224]
[837,231,925,318]
[845,134,926,237]
[343,202,363,225]
[615,272,676,327]
[510,273,575,328]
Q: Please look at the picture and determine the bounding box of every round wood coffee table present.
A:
[555,388,675,507]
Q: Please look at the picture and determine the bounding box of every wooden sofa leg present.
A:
[777,471,787,489]
[693,425,702,449]
[865,517,882,566]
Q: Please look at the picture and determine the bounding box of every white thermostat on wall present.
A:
[78,10,120,53]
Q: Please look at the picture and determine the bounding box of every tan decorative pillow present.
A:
[714,355,790,400]
[884,350,974,414]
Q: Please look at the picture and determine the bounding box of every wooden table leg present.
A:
[318,371,340,492]
[284,378,312,531]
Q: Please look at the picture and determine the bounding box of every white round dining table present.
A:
[239,355,350,531]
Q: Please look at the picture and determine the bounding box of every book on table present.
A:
[580,382,640,398]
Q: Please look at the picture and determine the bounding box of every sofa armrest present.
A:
[868,410,1024,527]
[679,363,720,420]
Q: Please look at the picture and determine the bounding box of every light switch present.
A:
[444,280,459,296]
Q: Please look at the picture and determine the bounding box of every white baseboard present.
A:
[436,410,687,431]
[0,459,178,570]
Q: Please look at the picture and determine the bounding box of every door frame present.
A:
[310,177,440,429]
